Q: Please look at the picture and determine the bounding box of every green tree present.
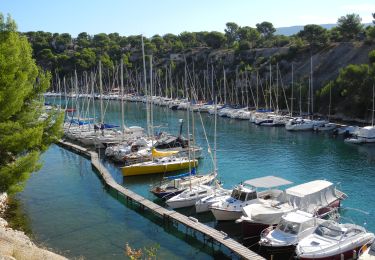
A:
[256,21,276,38]
[179,31,198,48]
[0,14,63,193]
[337,14,364,40]
[329,27,343,42]
[77,32,91,48]
[204,31,226,49]
[74,48,96,71]
[297,24,329,48]
[93,33,110,52]
[238,26,260,48]
[224,22,239,46]
[53,33,72,52]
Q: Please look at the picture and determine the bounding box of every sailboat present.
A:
[164,65,220,209]
[345,84,375,144]
[122,52,198,177]
[314,85,337,131]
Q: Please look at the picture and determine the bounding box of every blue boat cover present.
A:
[103,123,119,129]
[164,168,196,180]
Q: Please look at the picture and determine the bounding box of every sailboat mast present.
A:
[372,83,374,126]
[99,60,104,125]
[256,70,259,110]
[74,70,80,123]
[291,63,294,117]
[269,63,272,110]
[120,58,125,133]
[276,63,279,113]
[150,55,154,137]
[223,66,226,104]
[141,36,150,136]
[214,96,217,175]
[90,72,96,126]
[310,55,314,119]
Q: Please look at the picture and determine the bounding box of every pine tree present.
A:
[0,14,63,193]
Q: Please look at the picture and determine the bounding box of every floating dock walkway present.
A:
[57,140,264,260]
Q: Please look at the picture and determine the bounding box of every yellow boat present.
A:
[121,156,198,177]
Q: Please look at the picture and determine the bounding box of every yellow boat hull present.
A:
[122,160,198,177]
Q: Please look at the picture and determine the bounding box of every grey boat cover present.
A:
[244,176,293,188]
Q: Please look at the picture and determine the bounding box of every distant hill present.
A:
[275,23,372,36]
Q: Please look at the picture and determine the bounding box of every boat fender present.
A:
[188,216,198,223]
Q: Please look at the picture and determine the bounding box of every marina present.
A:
[18,97,375,259]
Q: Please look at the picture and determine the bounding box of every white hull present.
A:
[210,207,242,221]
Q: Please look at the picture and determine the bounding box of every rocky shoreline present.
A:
[0,193,67,260]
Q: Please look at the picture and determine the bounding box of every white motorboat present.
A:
[345,126,375,144]
[285,118,315,131]
[313,122,337,131]
[296,220,374,260]
[209,176,292,221]
[259,210,324,253]
[238,180,347,237]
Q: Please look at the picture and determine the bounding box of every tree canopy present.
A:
[337,14,364,40]
[0,14,63,193]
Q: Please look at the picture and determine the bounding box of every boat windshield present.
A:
[231,189,240,200]
[315,223,344,240]
[277,219,300,235]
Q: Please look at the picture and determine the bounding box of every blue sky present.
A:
[1,0,374,37]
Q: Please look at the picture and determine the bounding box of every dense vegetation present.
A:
[4,12,375,123]
[0,14,63,193]
[23,13,375,75]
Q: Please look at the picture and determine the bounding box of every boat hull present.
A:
[210,207,242,221]
[122,160,198,176]
[298,243,373,260]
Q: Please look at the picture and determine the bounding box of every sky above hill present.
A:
[1,0,374,36]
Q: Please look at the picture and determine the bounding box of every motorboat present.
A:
[285,118,316,131]
[238,180,347,238]
[296,220,374,259]
[345,126,375,144]
[209,176,292,221]
[313,122,337,131]
[259,210,324,253]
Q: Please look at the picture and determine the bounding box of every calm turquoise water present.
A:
[17,98,375,259]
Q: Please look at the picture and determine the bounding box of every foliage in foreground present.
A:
[0,14,63,193]
[125,243,159,260]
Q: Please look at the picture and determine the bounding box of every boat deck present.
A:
[57,140,264,260]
